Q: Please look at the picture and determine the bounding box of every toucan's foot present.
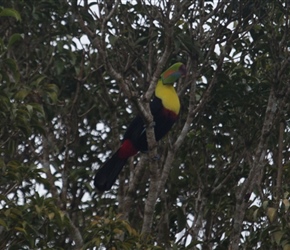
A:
[141,151,160,161]
[148,121,156,128]
[152,154,161,161]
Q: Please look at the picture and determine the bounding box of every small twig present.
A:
[276,121,284,204]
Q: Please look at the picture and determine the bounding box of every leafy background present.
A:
[0,1,290,249]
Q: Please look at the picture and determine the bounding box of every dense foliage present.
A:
[0,0,290,249]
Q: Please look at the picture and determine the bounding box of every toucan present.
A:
[94,62,186,191]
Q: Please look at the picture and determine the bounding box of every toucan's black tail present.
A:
[94,151,127,192]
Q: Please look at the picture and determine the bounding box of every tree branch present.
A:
[230,87,278,249]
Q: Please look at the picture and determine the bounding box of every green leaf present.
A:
[252,208,260,221]
[0,157,5,169]
[266,207,277,223]
[283,199,290,211]
[14,226,26,234]
[8,33,23,49]
[7,160,21,169]
[54,59,64,75]
[0,8,21,21]
[0,218,7,228]
[262,200,269,210]
[32,75,47,87]
[273,230,284,245]
[48,212,55,220]
[35,205,43,215]
[26,104,33,115]
[43,83,59,104]
[14,89,30,101]
[2,58,19,82]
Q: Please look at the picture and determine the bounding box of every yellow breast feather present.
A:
[155,80,180,115]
